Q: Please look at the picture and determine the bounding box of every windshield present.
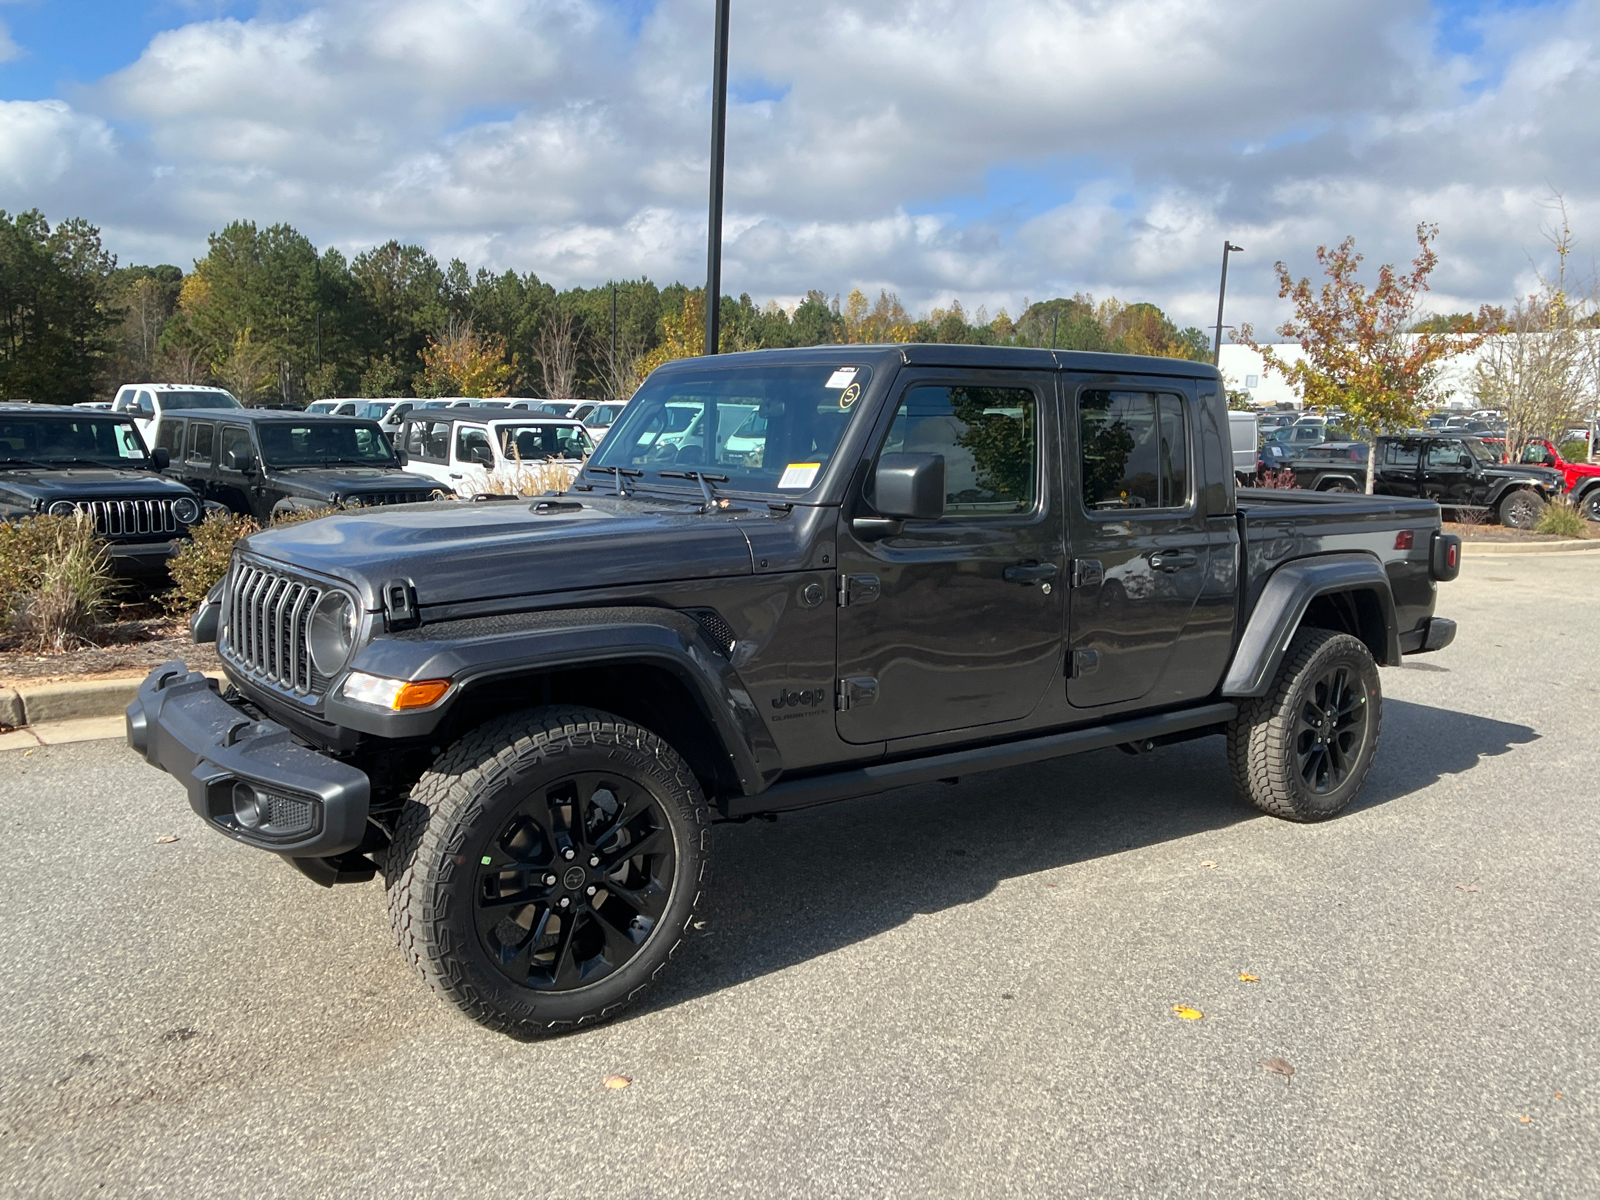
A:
[0,416,149,465]
[158,390,242,411]
[587,364,871,496]
[355,402,395,420]
[1462,437,1497,465]
[257,421,396,467]
[496,422,593,461]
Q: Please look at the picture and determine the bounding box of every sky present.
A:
[0,0,1596,335]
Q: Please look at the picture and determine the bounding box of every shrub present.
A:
[1535,498,1586,538]
[165,510,258,614]
[1255,468,1300,490]
[0,514,115,650]
[1559,439,1590,464]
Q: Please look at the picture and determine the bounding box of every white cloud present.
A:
[0,0,1598,330]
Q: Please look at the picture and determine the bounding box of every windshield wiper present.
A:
[590,465,642,496]
[0,458,58,470]
[36,458,124,469]
[659,470,734,513]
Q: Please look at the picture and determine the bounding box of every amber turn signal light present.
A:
[393,679,452,709]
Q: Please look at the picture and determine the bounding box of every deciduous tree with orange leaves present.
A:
[1242,224,1477,492]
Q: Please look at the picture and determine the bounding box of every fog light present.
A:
[233,782,265,828]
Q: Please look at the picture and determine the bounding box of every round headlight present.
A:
[48,500,76,517]
[172,496,201,524]
[307,591,358,676]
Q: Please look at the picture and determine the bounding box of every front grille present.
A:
[223,561,332,697]
[60,498,181,539]
[350,490,436,507]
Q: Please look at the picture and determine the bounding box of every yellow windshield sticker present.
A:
[778,463,821,489]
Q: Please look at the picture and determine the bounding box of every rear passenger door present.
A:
[1064,378,1236,709]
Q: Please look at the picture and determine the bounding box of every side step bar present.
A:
[725,702,1238,819]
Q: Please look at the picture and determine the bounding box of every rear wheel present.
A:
[1226,628,1382,822]
[1498,488,1544,529]
[384,706,710,1036]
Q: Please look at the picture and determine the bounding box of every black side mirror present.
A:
[470,446,495,467]
[394,447,409,466]
[225,447,256,474]
[850,453,947,541]
[150,447,170,471]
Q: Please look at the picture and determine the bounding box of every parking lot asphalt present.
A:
[0,551,1595,1199]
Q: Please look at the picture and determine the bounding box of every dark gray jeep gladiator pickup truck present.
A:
[126,344,1461,1036]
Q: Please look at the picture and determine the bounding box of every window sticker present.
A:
[838,382,862,410]
[778,462,821,489]
[824,367,859,389]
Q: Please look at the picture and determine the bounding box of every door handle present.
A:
[1149,551,1198,572]
[1003,562,1060,585]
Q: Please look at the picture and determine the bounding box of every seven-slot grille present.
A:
[224,561,335,696]
[350,490,435,506]
[61,498,183,539]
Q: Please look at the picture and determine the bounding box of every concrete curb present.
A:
[0,671,224,732]
[1461,537,1600,555]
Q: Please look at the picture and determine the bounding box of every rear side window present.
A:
[403,421,450,463]
[1079,391,1189,511]
[187,422,214,463]
[156,420,184,455]
[1385,441,1419,468]
[880,384,1037,516]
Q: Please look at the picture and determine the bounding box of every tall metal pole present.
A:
[704,0,730,356]
[1212,241,1243,365]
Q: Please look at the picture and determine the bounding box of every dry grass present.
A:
[475,459,582,497]
[1535,498,1587,538]
[0,514,116,651]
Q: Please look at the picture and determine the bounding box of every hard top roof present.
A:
[117,383,237,392]
[399,407,586,424]
[649,342,1223,379]
[0,402,136,417]
[161,408,386,422]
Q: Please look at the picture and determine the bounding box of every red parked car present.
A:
[1518,438,1600,519]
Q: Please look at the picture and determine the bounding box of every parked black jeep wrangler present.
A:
[1291,432,1564,527]
[128,346,1461,1036]
[155,409,451,521]
[0,403,204,576]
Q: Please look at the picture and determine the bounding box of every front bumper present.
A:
[125,660,370,857]
[107,539,183,576]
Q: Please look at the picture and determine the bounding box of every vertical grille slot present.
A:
[224,561,327,696]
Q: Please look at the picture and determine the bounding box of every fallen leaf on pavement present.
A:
[1261,1057,1294,1084]
[155,836,180,845]
[1172,1005,1203,1020]
[1239,973,1260,983]
[1519,1115,1531,1124]
[1455,883,1482,893]
[1555,1092,1564,1099]
[603,1075,632,1090]
[1199,860,1217,869]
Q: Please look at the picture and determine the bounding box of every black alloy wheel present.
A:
[385,706,709,1036]
[1227,627,1382,822]
[1498,488,1544,530]
[1580,489,1600,522]
[476,772,674,991]
[1293,664,1370,794]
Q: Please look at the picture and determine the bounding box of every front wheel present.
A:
[1498,488,1545,529]
[1578,488,1600,522]
[1226,628,1382,822]
[384,707,710,1036]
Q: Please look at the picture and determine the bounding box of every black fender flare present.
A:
[1222,552,1400,698]
[1485,479,1552,509]
[323,605,781,794]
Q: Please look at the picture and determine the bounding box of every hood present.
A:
[243,495,755,609]
[0,466,193,500]
[1485,463,1564,487]
[271,466,444,497]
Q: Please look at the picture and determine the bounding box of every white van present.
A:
[398,408,595,497]
[111,383,241,447]
[1228,410,1259,480]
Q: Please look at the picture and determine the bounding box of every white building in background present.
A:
[1217,341,1489,412]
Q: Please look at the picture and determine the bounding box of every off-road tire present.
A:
[1498,488,1545,530]
[383,706,711,1037]
[1226,628,1382,822]
[1578,488,1600,523]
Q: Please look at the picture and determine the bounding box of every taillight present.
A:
[1394,530,1414,550]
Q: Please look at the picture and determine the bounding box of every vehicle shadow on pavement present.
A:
[644,699,1536,1015]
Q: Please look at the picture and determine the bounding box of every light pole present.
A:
[704,0,731,356]
[1212,241,1243,366]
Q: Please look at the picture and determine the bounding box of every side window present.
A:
[186,422,214,463]
[1519,443,1549,465]
[880,384,1037,516]
[1385,441,1420,468]
[219,425,251,472]
[455,425,492,464]
[156,420,184,455]
[1079,391,1189,511]
[1424,442,1470,470]
[405,421,450,463]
